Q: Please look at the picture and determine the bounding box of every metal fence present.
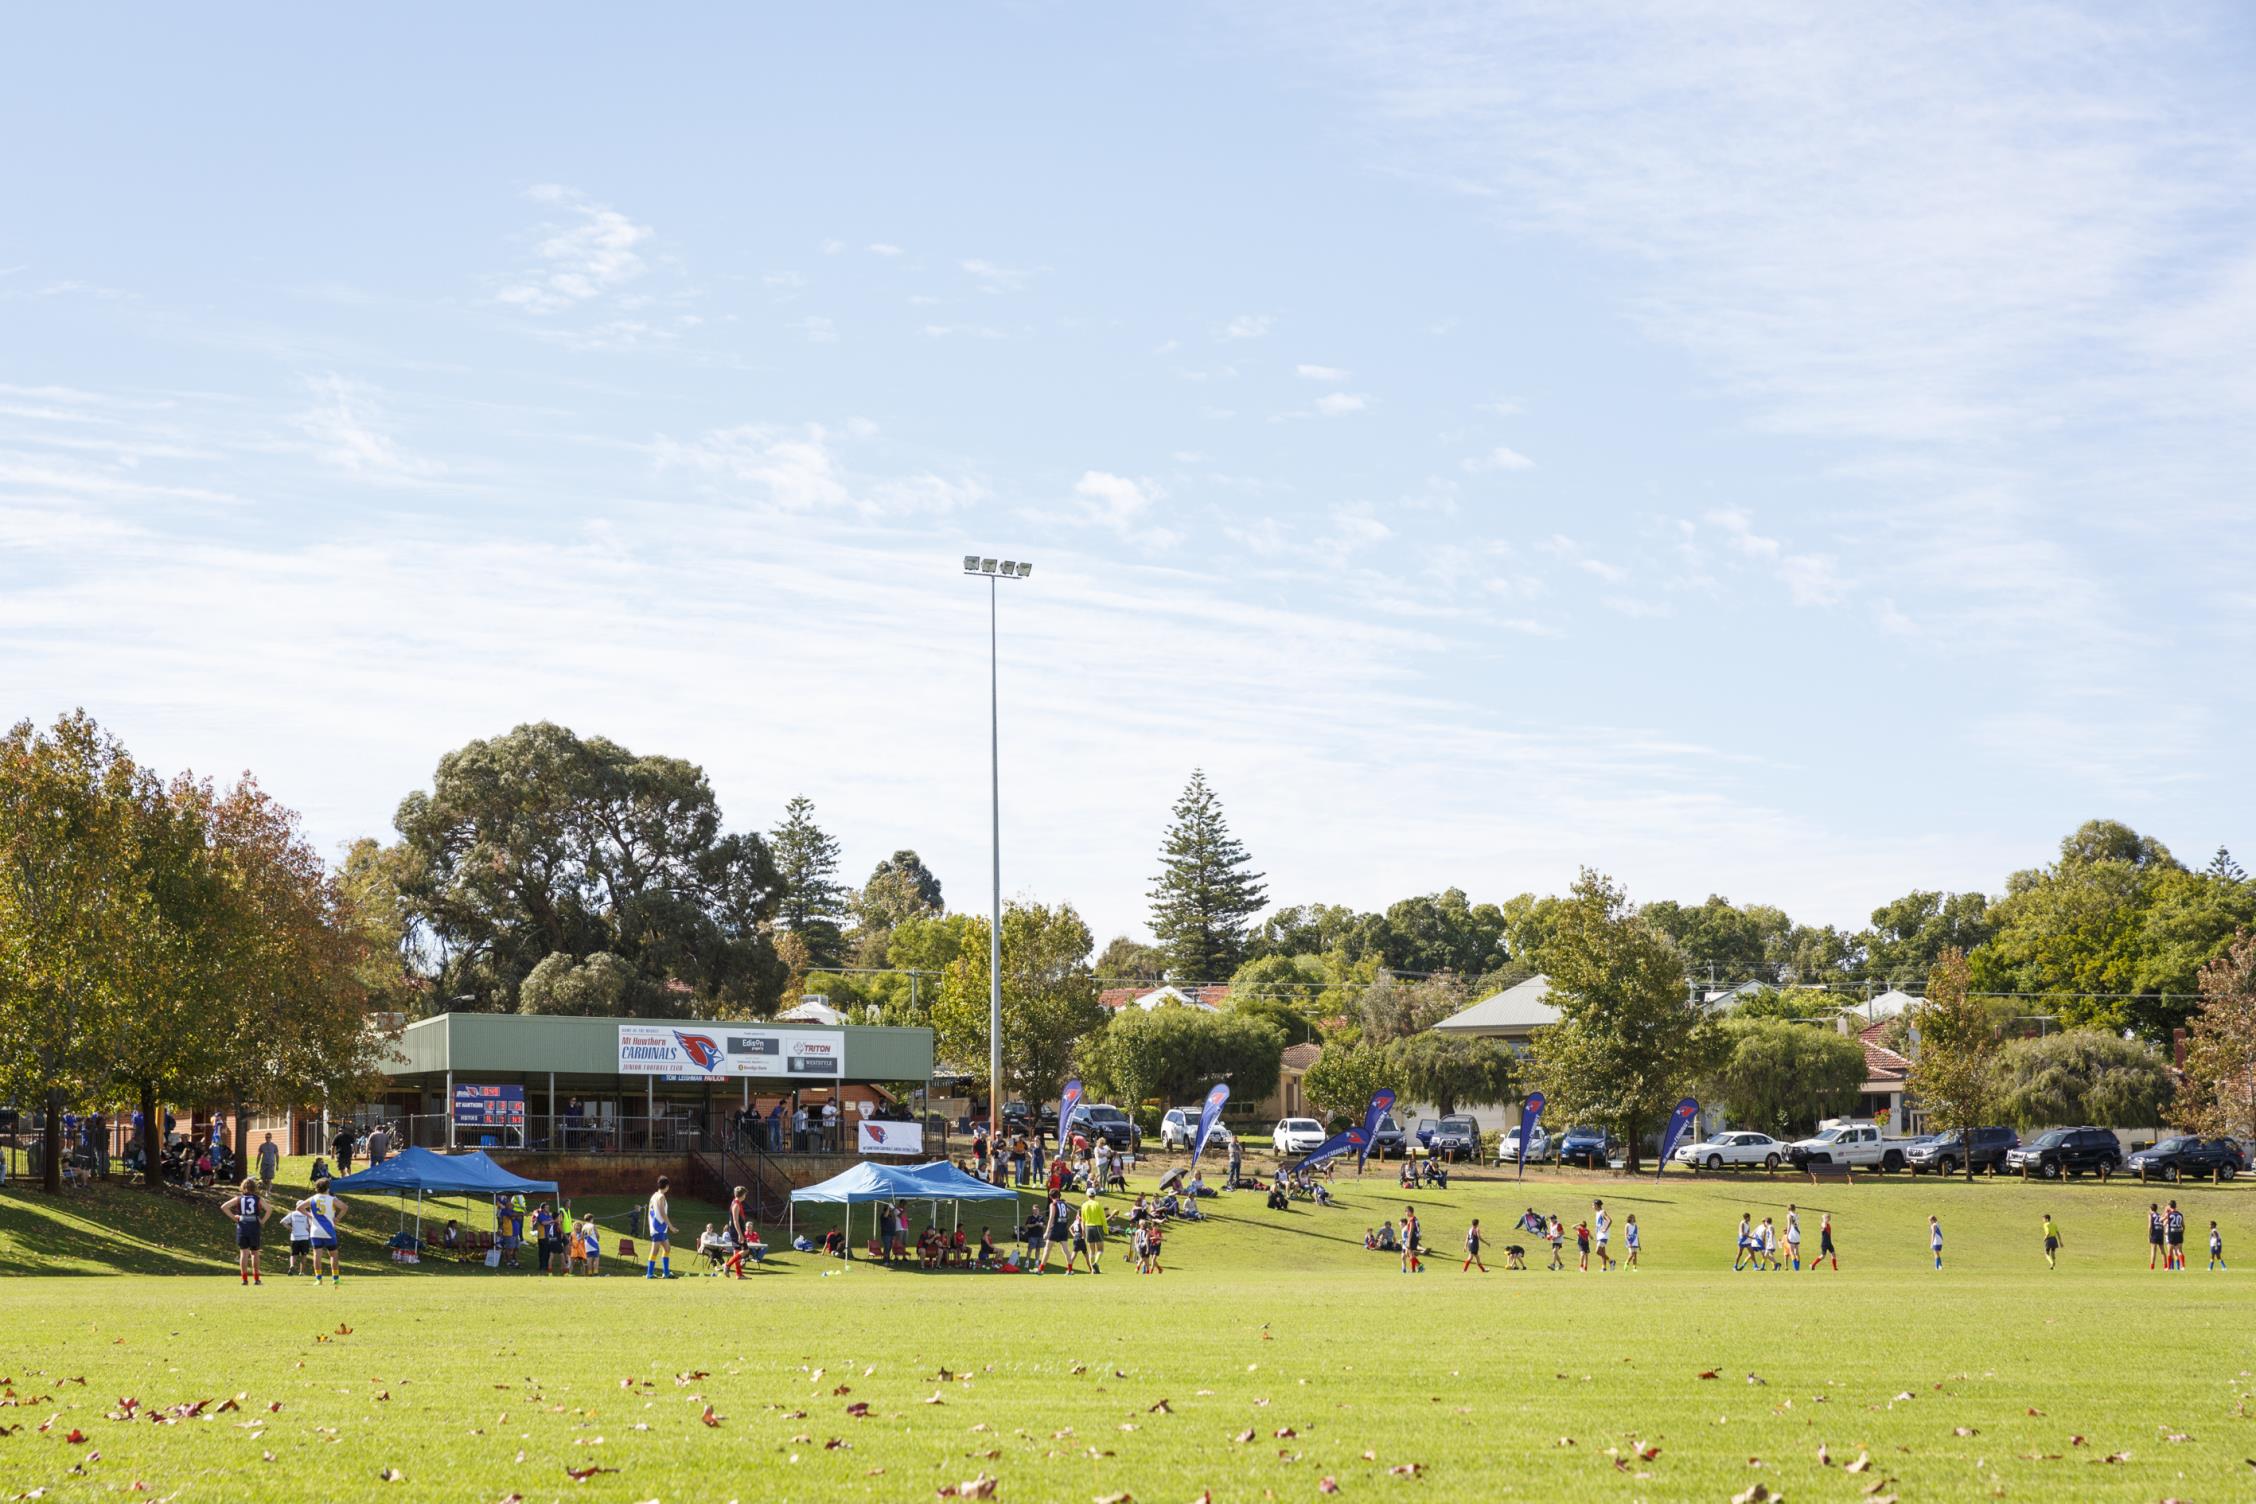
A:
[317,1113,950,1161]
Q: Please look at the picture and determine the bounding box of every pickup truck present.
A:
[1785,1122,1916,1173]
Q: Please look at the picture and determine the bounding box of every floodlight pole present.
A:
[961,555,1030,1146]
[986,567,1003,1144]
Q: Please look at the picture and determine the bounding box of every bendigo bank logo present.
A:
[674,1032,725,1071]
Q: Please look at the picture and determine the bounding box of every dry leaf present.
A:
[1318,1481,1339,1495]
[700,1405,723,1428]
[377,1468,405,1484]
[1149,1399,1172,1414]
[1236,1429,1256,1444]
[1731,1486,1775,1504]
[1845,1452,1872,1473]
[1698,1370,1720,1380]
[1954,1426,1978,1437]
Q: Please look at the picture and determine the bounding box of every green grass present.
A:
[3,1163,2253,1502]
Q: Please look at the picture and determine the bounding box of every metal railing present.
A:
[314,1112,953,1162]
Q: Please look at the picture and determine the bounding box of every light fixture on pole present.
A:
[961,552,1031,1143]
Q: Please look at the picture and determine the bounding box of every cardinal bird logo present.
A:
[674,1032,724,1071]
[866,1124,887,1144]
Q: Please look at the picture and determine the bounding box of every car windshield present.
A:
[1441,1117,1476,1131]
[2153,1137,2194,1153]
[1084,1107,1126,1123]
[2034,1130,2068,1148]
[1284,1119,1320,1132]
[1377,1116,1400,1132]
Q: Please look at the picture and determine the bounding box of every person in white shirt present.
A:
[1592,1200,1614,1272]
[295,1179,348,1284]
[822,1100,840,1150]
[283,1205,312,1275]
[1784,1204,1803,1271]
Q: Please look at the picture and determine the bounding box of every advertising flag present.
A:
[1188,1083,1231,1169]
[1295,1127,1367,1174]
[1057,1078,1084,1155]
[1515,1090,1546,1180]
[1656,1096,1701,1179]
[1354,1088,1397,1173]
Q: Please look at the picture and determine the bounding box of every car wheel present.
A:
[2221,1163,2237,1182]
[1702,1153,1722,1170]
[2042,1160,2061,1180]
[1939,1157,1958,1177]
[1881,1151,1904,1173]
[2163,1163,2180,1183]
[1763,1153,1780,1171]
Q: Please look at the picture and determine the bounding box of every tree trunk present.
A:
[42,1088,64,1194]
[1623,1115,1643,1175]
[233,1091,249,1174]
[140,1079,160,1189]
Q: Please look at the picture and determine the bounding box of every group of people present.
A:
[1365,1198,1644,1275]
[218,1176,346,1285]
[1733,1204,1835,1271]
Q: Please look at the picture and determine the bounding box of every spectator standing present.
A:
[972,1123,990,1179]
[767,1100,785,1151]
[1227,1135,1244,1191]
[331,1125,356,1173]
[366,1122,391,1167]
[792,1102,810,1153]
[256,1132,280,1189]
[822,1099,840,1151]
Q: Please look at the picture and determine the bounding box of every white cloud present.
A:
[498,186,654,315]
[1462,445,1535,472]
[867,243,905,257]
[793,315,839,344]
[1697,508,1845,607]
[1296,363,1350,382]
[1220,314,1273,340]
[922,323,1007,340]
[1060,470,1180,548]
[293,374,441,482]
[653,422,980,518]
[1314,392,1369,416]
[959,258,1029,291]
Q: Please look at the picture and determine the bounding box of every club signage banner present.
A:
[1295,1127,1367,1173]
[1055,1082,1082,1154]
[1656,1096,1701,1178]
[1515,1090,1546,1180]
[616,1025,845,1078]
[1189,1083,1230,1169]
[1355,1088,1396,1171]
[857,1120,924,1156]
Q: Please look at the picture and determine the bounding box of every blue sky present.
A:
[5,4,2254,947]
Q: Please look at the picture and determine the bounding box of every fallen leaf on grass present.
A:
[1731,1486,1775,1504]
[1698,1370,1720,1380]
[64,1430,85,1445]
[377,1469,405,1483]
[2025,1407,2043,1417]
[1235,1430,1256,1444]
[700,1405,723,1427]
[2069,1435,2087,1447]
[925,1393,947,1405]
[845,1402,871,1419]
[1318,1480,1339,1495]
[832,1385,852,1396]
[1844,1452,1872,1473]
[2098,1451,2131,1464]
[1149,1399,1172,1414]
[563,1465,617,1482]
[1388,1463,1424,1477]
[1954,1426,1979,1437]
[1275,1427,1297,1439]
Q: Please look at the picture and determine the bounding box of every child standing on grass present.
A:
[1592,1200,1614,1272]
[2041,1213,2062,1269]
[1928,1214,1943,1270]
[1574,1217,1592,1271]
[1546,1215,1565,1271]
[1463,1218,1487,1273]
[221,1179,269,1286]
[1784,1205,1802,1271]
[1734,1213,1754,1272]
[2148,1203,2165,1269]
[1624,1214,1640,1269]
[1400,1207,1424,1275]
[1813,1211,1837,1271]
[2209,1221,2225,1271]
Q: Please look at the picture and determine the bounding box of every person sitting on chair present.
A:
[697,1223,733,1270]
[976,1226,998,1268]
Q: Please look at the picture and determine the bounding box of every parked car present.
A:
[1498,1124,1552,1164]
[1673,1130,1784,1170]
[1428,1114,1482,1162]
[2006,1126,2122,1180]
[1158,1107,1234,1152]
[1556,1125,1614,1168]
[2127,1135,2239,1182]
[1906,1126,2018,1177]
[1413,1118,1441,1152]
[1068,1103,1141,1152]
[1272,1117,1327,1155]
[1366,1113,1409,1159]
[1785,1121,1918,1172]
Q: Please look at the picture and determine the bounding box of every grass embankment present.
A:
[2,1164,2251,1502]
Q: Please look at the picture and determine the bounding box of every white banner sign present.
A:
[857,1119,924,1156]
[616,1024,846,1079]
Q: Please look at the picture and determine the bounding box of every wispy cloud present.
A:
[497,185,655,316]
[1313,392,1368,417]
[1462,445,1534,472]
[293,374,442,482]
[1220,314,1273,340]
[1296,363,1349,382]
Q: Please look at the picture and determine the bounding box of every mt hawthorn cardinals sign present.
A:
[616,1025,845,1078]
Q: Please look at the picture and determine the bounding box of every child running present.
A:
[1400,1207,1424,1275]
[1574,1216,1592,1272]
[1928,1214,1943,1270]
[220,1178,269,1285]
[2041,1212,2062,1269]
[1462,1218,1487,1273]
[1812,1211,1837,1271]
[2209,1221,2226,1272]
[1734,1213,1755,1272]
[1623,1213,1640,1269]
[645,1175,675,1279]
[1784,1205,1802,1271]
[296,1178,347,1284]
[1546,1214,1565,1271]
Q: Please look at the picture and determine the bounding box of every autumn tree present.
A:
[0,714,145,1192]
[1906,948,2005,1147]
[1148,770,1267,980]
[932,900,1107,1106]
[2175,932,2256,1141]
[1300,1040,1389,1124]
[1525,869,1720,1171]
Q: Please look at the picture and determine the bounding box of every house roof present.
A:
[1097,984,1229,1012]
[1861,1038,1912,1083]
[1280,1041,1322,1071]
[1431,975,1559,1035]
[1860,988,1922,1020]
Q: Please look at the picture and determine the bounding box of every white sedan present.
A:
[1160,1107,1234,1152]
[1498,1125,1551,1163]
[1674,1131,1785,1170]
[1272,1118,1328,1155]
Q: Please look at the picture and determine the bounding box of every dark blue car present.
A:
[1557,1126,1614,1168]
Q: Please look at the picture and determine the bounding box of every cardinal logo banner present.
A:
[1189,1083,1231,1169]
[1295,1127,1367,1173]
[1656,1096,1700,1179]
[1355,1088,1397,1172]
[1057,1079,1084,1154]
[1515,1091,1546,1181]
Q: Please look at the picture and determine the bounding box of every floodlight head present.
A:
[981,558,999,574]
[963,554,980,573]
[1016,561,1033,578]
[1000,560,1018,576]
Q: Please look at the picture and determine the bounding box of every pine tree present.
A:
[1148,769,1267,981]
[770,795,846,969]
[2206,845,2249,885]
